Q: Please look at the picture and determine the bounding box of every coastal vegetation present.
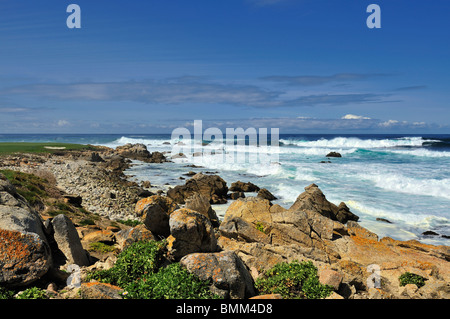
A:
[0,143,448,300]
[0,142,95,155]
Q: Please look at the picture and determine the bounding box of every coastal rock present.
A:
[180,251,256,299]
[167,173,228,204]
[80,282,124,299]
[318,268,343,290]
[229,181,260,193]
[0,228,51,287]
[52,214,90,267]
[116,224,155,250]
[290,184,359,224]
[82,230,115,245]
[229,191,245,200]
[135,195,179,237]
[185,193,220,227]
[115,143,151,161]
[167,208,218,260]
[0,201,51,286]
[219,197,339,264]
[326,152,342,158]
[257,188,277,201]
[148,151,167,163]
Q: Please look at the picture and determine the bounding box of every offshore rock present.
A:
[167,173,228,204]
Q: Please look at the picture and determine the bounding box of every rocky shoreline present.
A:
[0,143,449,299]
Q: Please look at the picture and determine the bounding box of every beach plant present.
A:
[0,286,15,300]
[399,272,427,288]
[255,260,333,299]
[86,239,219,299]
[15,287,48,299]
[122,263,219,299]
[86,239,167,287]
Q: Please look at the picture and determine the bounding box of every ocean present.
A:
[1,133,449,246]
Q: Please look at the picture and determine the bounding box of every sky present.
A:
[0,0,449,134]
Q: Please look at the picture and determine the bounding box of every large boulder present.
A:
[229,181,260,193]
[0,174,52,287]
[180,251,256,299]
[290,184,359,224]
[134,195,179,237]
[167,208,218,260]
[52,214,90,267]
[167,173,228,204]
[115,143,167,163]
[218,196,340,265]
[115,143,151,161]
[185,193,220,227]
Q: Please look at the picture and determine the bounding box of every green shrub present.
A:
[399,272,427,288]
[123,263,219,299]
[255,260,333,299]
[0,287,15,300]
[87,239,166,287]
[15,287,48,299]
[87,239,219,299]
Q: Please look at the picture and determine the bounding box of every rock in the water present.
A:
[167,208,218,259]
[180,251,256,299]
[115,143,151,161]
[167,173,228,204]
[257,188,277,201]
[229,181,260,192]
[52,214,90,267]
[134,195,179,237]
[326,152,342,158]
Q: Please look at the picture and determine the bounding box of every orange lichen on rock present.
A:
[0,229,31,263]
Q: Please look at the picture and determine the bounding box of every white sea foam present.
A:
[388,148,450,158]
[280,136,428,149]
[359,173,450,200]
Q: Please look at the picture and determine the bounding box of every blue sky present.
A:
[0,0,449,133]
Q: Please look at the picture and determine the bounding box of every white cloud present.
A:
[57,119,70,127]
[378,119,399,127]
[341,114,371,120]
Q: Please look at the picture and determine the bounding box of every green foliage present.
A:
[87,240,219,299]
[0,169,48,206]
[79,218,96,226]
[123,263,219,299]
[87,240,166,287]
[117,219,142,227]
[89,242,116,253]
[255,222,265,233]
[15,287,48,299]
[0,286,15,300]
[399,272,427,288]
[0,142,94,155]
[255,260,333,299]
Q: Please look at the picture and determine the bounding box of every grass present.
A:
[0,169,98,222]
[0,142,96,155]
